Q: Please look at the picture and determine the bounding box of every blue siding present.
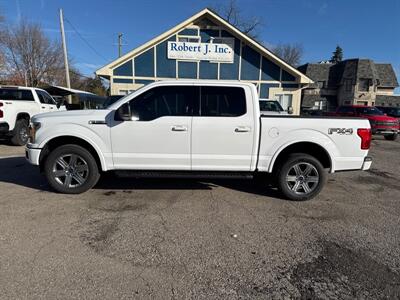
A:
[282,83,299,88]
[135,48,154,77]
[178,61,197,79]
[220,38,240,80]
[113,78,133,83]
[260,83,280,98]
[241,45,260,80]
[199,61,218,79]
[135,79,154,85]
[261,57,280,81]
[179,28,198,36]
[113,60,133,76]
[156,37,176,78]
[200,29,219,42]
[282,70,296,81]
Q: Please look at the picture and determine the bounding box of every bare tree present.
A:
[0,21,65,86]
[271,43,304,66]
[213,0,262,39]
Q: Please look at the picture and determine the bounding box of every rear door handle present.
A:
[171,125,187,132]
[235,126,251,133]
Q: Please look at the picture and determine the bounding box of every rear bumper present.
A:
[0,122,10,134]
[25,146,41,166]
[361,156,372,171]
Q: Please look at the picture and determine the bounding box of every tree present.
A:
[272,43,304,66]
[213,0,262,39]
[330,45,343,63]
[0,21,65,86]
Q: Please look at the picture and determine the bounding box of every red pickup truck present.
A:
[327,106,399,140]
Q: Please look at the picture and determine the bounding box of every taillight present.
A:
[357,128,371,150]
[0,102,3,118]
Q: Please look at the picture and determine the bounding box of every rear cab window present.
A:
[0,88,35,101]
[199,86,246,117]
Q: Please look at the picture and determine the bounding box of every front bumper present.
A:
[0,122,10,134]
[371,127,398,135]
[361,156,372,171]
[25,145,41,166]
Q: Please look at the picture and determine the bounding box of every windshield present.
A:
[355,107,384,115]
[259,100,284,112]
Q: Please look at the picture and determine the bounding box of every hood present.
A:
[32,109,111,121]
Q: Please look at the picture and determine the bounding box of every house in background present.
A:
[298,59,400,112]
[95,8,313,115]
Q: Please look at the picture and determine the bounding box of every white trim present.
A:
[238,40,243,80]
[154,45,157,79]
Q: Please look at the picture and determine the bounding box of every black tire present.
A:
[11,119,29,146]
[44,144,100,194]
[384,133,398,141]
[276,153,327,201]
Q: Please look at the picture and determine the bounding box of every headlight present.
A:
[29,121,41,143]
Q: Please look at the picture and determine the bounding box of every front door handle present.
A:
[235,126,251,133]
[171,125,187,132]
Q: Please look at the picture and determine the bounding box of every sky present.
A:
[1,0,399,92]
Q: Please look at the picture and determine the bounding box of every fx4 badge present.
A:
[328,128,354,135]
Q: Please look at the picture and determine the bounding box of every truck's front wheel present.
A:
[44,144,100,194]
[277,153,326,201]
[384,133,397,141]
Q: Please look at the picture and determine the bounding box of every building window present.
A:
[344,79,353,92]
[359,79,370,92]
[178,36,200,43]
[317,81,325,89]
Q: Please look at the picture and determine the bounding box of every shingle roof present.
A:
[298,59,398,88]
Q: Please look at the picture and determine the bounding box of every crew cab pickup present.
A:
[0,86,63,145]
[327,105,399,141]
[26,81,372,200]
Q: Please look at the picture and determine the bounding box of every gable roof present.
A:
[96,8,312,84]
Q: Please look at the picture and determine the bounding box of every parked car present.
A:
[376,106,400,121]
[259,99,290,115]
[26,80,372,200]
[0,86,64,145]
[326,105,399,140]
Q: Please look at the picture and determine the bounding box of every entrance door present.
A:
[110,85,194,170]
[275,94,293,112]
[191,85,256,171]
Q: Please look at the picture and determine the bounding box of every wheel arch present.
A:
[39,135,107,172]
[269,141,333,174]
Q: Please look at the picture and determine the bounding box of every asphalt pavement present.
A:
[0,137,399,299]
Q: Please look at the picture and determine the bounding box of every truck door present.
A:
[36,90,57,113]
[110,85,194,170]
[191,85,256,171]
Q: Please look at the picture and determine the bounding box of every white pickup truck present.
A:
[0,86,61,145]
[26,80,372,200]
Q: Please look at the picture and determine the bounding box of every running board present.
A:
[114,170,254,180]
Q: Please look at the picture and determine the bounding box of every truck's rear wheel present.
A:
[384,133,397,141]
[11,119,29,146]
[277,153,326,201]
[44,144,100,194]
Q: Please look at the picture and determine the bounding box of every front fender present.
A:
[266,129,338,173]
[36,123,111,171]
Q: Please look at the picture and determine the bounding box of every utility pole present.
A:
[59,8,72,103]
[118,33,123,57]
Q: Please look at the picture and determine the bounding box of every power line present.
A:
[64,17,108,62]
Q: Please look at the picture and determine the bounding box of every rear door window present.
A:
[199,86,246,117]
[0,88,34,101]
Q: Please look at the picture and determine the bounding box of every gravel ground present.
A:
[0,137,399,299]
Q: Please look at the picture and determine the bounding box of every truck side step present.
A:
[114,170,254,180]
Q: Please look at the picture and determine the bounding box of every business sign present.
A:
[167,41,234,63]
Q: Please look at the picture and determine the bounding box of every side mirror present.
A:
[115,102,133,121]
[288,106,294,114]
